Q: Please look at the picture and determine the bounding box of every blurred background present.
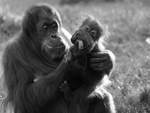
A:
[0,0,150,113]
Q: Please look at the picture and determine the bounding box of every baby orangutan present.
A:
[60,17,116,113]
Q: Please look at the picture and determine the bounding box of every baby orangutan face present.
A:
[71,17,103,52]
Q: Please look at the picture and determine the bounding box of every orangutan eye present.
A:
[42,23,49,30]
[51,21,58,29]
[85,26,90,32]
[90,29,97,37]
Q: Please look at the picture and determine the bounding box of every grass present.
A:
[0,1,150,113]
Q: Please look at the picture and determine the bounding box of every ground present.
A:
[0,0,150,113]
